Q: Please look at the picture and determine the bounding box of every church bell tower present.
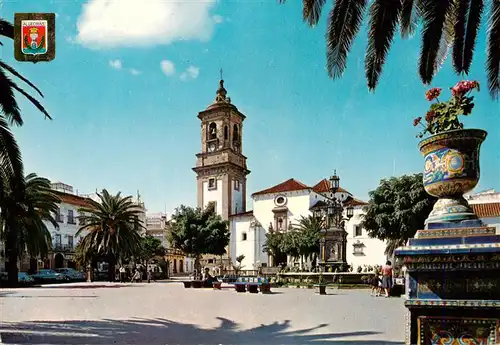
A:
[192,77,250,220]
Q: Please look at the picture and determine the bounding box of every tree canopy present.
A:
[139,235,166,262]
[281,0,500,99]
[166,203,230,261]
[76,189,144,281]
[1,173,60,285]
[360,173,437,255]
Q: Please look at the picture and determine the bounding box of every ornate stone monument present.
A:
[395,129,500,344]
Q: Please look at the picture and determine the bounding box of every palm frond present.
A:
[365,0,402,90]
[452,0,469,73]
[0,69,23,126]
[303,0,327,26]
[0,115,24,183]
[0,61,44,97]
[435,1,457,74]
[399,0,420,38]
[326,0,368,79]
[462,0,484,74]
[0,19,14,39]
[487,0,500,99]
[418,0,454,84]
[8,80,51,120]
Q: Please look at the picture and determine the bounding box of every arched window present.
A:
[233,124,239,142]
[209,123,217,140]
[224,125,228,140]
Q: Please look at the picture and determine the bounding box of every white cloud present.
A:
[180,66,200,81]
[109,59,122,69]
[212,14,223,24]
[129,69,141,76]
[75,0,217,49]
[160,60,176,76]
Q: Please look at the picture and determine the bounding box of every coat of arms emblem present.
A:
[21,20,48,56]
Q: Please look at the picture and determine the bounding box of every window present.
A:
[208,122,217,140]
[208,259,214,264]
[208,178,217,190]
[67,210,75,224]
[55,234,62,249]
[224,126,228,140]
[233,124,239,142]
[242,232,247,241]
[55,209,63,223]
[68,235,74,249]
[353,246,364,255]
[354,225,362,237]
[234,180,240,191]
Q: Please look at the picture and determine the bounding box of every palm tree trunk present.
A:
[107,252,116,282]
[5,228,19,287]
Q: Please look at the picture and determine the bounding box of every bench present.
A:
[247,283,259,293]
[260,282,271,294]
[234,282,246,293]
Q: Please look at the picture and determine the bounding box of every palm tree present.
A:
[0,19,51,182]
[262,231,287,266]
[1,173,60,286]
[76,190,144,282]
[282,0,500,99]
[292,215,324,265]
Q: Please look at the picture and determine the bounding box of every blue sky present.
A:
[1,0,499,214]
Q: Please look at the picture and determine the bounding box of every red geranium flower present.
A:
[425,88,441,101]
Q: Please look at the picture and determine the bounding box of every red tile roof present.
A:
[471,202,500,218]
[252,178,310,196]
[311,179,350,194]
[344,197,368,207]
[53,190,93,208]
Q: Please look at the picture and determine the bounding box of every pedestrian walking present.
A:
[381,260,393,298]
[119,266,126,283]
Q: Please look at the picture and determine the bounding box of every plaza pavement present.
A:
[0,282,406,345]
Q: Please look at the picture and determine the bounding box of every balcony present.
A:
[53,243,74,252]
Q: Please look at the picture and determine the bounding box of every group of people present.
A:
[117,266,155,283]
[369,260,394,298]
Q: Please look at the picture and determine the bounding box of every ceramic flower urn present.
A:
[419,128,487,228]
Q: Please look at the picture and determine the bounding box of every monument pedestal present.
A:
[395,225,500,345]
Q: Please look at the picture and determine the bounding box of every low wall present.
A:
[278,272,366,285]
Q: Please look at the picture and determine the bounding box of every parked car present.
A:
[54,268,85,281]
[30,269,68,283]
[18,272,35,285]
[0,272,36,285]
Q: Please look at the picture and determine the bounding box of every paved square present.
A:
[0,283,406,344]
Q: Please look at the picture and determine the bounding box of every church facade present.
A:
[229,178,388,271]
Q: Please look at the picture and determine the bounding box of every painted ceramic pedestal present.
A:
[395,129,500,344]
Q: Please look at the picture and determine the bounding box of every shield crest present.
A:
[21,20,48,56]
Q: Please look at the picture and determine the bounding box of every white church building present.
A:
[229,178,388,271]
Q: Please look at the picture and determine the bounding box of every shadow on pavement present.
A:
[0,317,404,345]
